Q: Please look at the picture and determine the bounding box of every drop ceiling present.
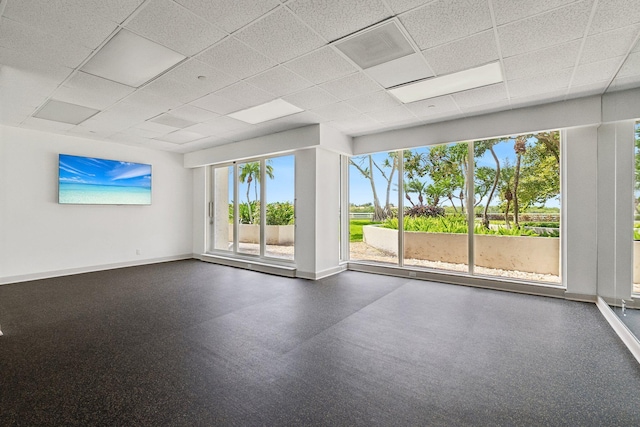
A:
[1,0,640,154]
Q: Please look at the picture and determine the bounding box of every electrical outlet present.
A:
[247,263,252,269]
[409,271,417,278]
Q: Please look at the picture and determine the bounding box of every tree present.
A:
[474,139,502,228]
[500,160,515,227]
[350,153,398,221]
[238,161,274,224]
[512,136,527,228]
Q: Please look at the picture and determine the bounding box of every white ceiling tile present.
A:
[282,87,340,110]
[572,57,624,86]
[204,116,253,133]
[214,82,275,109]
[125,0,226,56]
[236,8,325,63]
[365,53,434,88]
[590,0,640,35]
[386,0,432,14]
[181,122,223,136]
[121,126,166,139]
[581,25,640,64]
[346,91,400,113]
[567,81,608,98]
[404,95,460,117]
[498,2,592,58]
[150,113,197,128]
[284,47,357,84]
[168,105,220,123]
[111,133,179,150]
[22,117,76,132]
[123,90,182,113]
[135,120,177,134]
[155,130,205,144]
[312,102,361,120]
[288,0,391,42]
[0,18,92,69]
[608,74,640,93]
[65,0,145,24]
[423,30,499,76]
[320,73,381,100]
[78,111,140,133]
[492,0,578,25]
[451,83,509,108]
[616,51,640,78]
[3,0,118,49]
[245,111,321,137]
[508,69,573,99]
[139,75,213,104]
[53,72,135,110]
[163,59,238,93]
[175,0,280,33]
[400,0,492,50]
[367,106,416,123]
[198,37,277,80]
[190,93,246,115]
[67,126,115,139]
[503,40,581,80]
[420,111,466,125]
[246,66,313,97]
[0,46,73,84]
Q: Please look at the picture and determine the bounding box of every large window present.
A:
[210,155,295,262]
[347,131,561,285]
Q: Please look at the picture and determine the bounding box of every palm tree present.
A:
[239,161,274,224]
[475,139,502,229]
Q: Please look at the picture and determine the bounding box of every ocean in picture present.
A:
[58,154,152,205]
[59,183,151,205]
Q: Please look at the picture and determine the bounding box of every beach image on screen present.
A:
[59,154,152,205]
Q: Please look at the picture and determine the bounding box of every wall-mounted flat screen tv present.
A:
[58,154,152,205]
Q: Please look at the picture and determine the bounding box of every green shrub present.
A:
[239,201,260,224]
[405,204,445,218]
[266,202,295,225]
[382,215,555,237]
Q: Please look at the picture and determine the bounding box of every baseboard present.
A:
[0,254,194,286]
[347,262,567,299]
[596,297,640,364]
[198,254,296,278]
[296,264,347,280]
[564,292,597,303]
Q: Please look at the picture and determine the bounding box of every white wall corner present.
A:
[319,124,353,156]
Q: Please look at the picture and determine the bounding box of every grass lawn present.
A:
[350,219,379,242]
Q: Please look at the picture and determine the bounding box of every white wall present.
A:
[0,126,193,284]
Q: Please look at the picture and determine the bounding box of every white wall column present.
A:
[563,126,598,298]
[597,121,635,300]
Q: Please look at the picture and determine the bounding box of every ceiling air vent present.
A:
[334,21,415,70]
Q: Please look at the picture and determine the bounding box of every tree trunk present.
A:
[513,153,521,228]
[383,157,397,218]
[367,156,385,221]
[246,180,253,224]
[505,200,511,228]
[482,146,500,229]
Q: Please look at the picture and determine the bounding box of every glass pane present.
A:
[265,156,295,260]
[473,132,561,284]
[349,152,399,265]
[212,165,233,251]
[402,142,469,273]
[237,161,261,255]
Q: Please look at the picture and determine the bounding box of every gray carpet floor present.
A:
[1,260,639,426]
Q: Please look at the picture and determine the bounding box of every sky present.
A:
[59,154,151,188]
[349,139,561,208]
[228,155,295,204]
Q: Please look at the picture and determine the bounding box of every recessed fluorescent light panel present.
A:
[388,62,504,103]
[81,29,186,87]
[334,21,415,69]
[33,99,100,125]
[228,99,303,124]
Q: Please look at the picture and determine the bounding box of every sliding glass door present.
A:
[210,155,295,262]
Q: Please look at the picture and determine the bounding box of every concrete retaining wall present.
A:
[230,224,295,245]
[364,225,559,275]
